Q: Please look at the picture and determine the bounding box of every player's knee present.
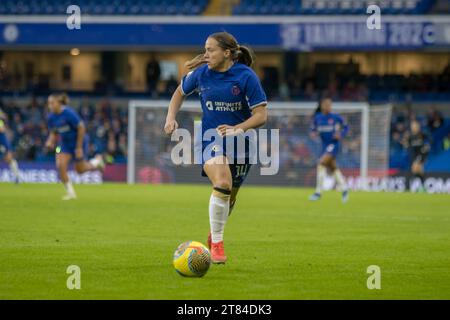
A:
[212,184,232,200]
[216,178,232,191]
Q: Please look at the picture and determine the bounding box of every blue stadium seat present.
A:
[0,0,210,15]
[232,0,434,15]
[0,0,434,15]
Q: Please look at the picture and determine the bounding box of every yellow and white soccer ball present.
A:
[173,241,211,277]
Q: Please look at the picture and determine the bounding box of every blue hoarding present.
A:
[0,16,449,50]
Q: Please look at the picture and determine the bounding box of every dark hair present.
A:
[314,103,321,115]
[314,93,333,115]
[185,32,255,71]
[49,92,70,105]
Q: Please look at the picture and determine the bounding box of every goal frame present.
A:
[127,100,376,186]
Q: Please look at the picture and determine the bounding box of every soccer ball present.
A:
[173,241,211,277]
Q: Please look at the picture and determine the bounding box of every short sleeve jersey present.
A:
[181,62,267,132]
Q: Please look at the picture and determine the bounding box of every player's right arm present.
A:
[45,131,56,150]
[164,69,199,136]
[309,114,319,140]
[45,116,57,150]
[164,85,184,135]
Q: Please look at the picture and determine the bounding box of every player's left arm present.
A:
[217,105,267,136]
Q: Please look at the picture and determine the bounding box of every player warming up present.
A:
[309,97,349,203]
[164,32,268,264]
[45,93,105,200]
[0,109,20,183]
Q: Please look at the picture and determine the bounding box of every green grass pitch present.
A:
[0,183,449,299]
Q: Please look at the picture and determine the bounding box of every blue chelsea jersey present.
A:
[47,106,82,147]
[311,112,348,145]
[181,62,267,132]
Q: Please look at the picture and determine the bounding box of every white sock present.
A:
[316,165,326,194]
[209,193,230,243]
[334,169,347,191]
[9,159,19,178]
[64,181,76,196]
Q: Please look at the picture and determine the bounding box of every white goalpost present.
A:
[127,100,392,189]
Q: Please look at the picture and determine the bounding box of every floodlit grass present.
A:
[1,183,449,299]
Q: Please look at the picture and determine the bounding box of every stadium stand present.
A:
[0,0,441,16]
[0,0,210,15]
[232,0,436,15]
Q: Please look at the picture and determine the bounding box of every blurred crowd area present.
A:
[262,63,450,102]
[1,55,449,103]
[0,97,128,163]
[1,95,449,171]
[390,106,450,169]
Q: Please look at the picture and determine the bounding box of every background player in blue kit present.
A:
[309,97,349,203]
[0,109,20,183]
[164,32,268,264]
[45,93,105,200]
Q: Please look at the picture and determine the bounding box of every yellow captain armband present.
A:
[0,119,4,129]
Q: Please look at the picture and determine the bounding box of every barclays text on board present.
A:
[0,168,102,184]
[347,176,450,194]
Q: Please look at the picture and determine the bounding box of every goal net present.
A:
[127,100,391,189]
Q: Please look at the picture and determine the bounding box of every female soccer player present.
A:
[309,96,349,203]
[0,109,20,183]
[404,120,430,192]
[164,32,268,264]
[45,93,104,200]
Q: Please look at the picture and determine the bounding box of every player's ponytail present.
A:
[314,104,321,115]
[235,45,254,67]
[314,98,322,115]
[49,92,70,106]
[59,93,70,105]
